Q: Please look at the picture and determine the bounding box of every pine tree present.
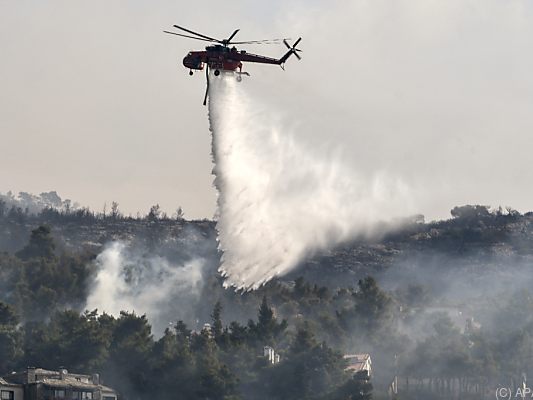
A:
[252,296,287,343]
[16,225,56,260]
[211,301,223,340]
[0,301,22,372]
[335,371,373,400]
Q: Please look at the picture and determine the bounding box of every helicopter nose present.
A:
[183,56,201,69]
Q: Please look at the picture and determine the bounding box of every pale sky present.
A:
[1,0,533,220]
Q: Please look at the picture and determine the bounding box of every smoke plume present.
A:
[208,72,414,290]
[85,241,209,335]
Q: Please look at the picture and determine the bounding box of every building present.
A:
[263,346,281,364]
[1,377,23,400]
[343,354,372,376]
[1,368,117,400]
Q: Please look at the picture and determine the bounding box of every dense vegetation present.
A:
[0,227,372,399]
[0,223,374,399]
[3,195,533,399]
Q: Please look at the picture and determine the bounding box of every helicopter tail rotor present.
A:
[284,38,302,60]
[279,38,302,66]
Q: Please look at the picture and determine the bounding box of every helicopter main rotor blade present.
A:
[163,31,216,42]
[231,38,290,45]
[225,29,240,43]
[173,24,219,42]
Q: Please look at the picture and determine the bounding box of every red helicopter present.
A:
[164,25,302,105]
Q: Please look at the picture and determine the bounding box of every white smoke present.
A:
[85,241,207,335]
[208,72,414,290]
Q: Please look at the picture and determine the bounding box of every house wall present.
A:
[1,385,24,400]
[23,383,38,400]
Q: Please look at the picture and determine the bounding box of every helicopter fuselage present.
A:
[183,44,282,73]
[183,48,242,72]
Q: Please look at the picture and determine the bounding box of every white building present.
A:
[263,346,281,364]
[343,354,372,376]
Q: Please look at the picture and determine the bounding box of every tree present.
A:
[0,302,22,373]
[342,277,395,337]
[402,315,472,391]
[228,321,247,347]
[265,322,346,400]
[63,199,72,214]
[294,277,311,297]
[105,311,153,397]
[176,320,191,339]
[0,199,6,218]
[148,327,196,400]
[290,322,317,355]
[249,296,287,343]
[148,204,161,221]
[21,310,112,371]
[211,301,224,342]
[334,371,373,400]
[198,362,238,400]
[396,284,430,309]
[450,205,491,220]
[0,302,18,326]
[39,191,62,208]
[16,225,56,260]
[110,201,120,219]
[7,205,26,223]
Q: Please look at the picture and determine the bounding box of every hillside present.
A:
[3,201,532,288]
[2,201,533,399]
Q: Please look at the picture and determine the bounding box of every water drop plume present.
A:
[208,72,413,290]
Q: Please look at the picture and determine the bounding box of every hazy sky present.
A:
[1,0,533,220]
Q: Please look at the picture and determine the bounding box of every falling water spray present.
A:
[208,72,413,290]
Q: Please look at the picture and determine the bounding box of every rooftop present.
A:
[343,354,372,373]
[0,377,22,387]
[2,369,116,394]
